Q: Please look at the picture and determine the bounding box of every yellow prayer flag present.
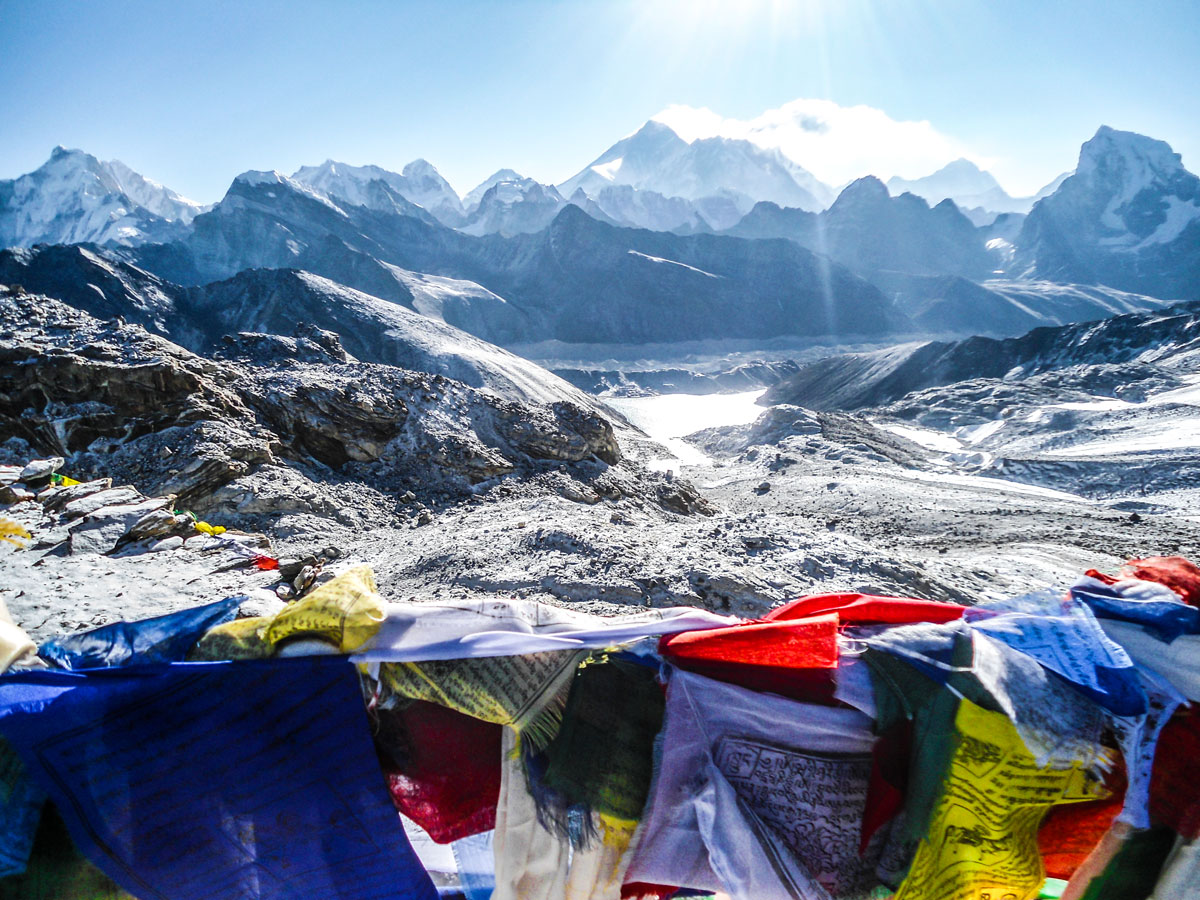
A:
[895,698,1109,900]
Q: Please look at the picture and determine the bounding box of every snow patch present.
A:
[591,158,623,181]
[603,390,766,471]
[627,250,720,279]
[877,423,962,453]
[958,420,1006,444]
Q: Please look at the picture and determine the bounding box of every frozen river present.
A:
[602,389,766,471]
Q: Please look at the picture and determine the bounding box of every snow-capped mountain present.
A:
[291,158,466,226]
[558,120,833,221]
[464,169,525,212]
[394,159,467,226]
[574,184,711,233]
[459,173,566,236]
[1014,126,1200,299]
[886,159,1071,219]
[887,159,1025,214]
[0,147,207,248]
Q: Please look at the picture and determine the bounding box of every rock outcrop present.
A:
[0,288,694,531]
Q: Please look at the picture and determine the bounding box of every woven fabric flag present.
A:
[191,565,387,660]
[895,698,1109,900]
[263,564,387,651]
[373,698,503,844]
[377,649,587,750]
[764,592,966,627]
[1149,836,1200,900]
[626,669,881,899]
[0,657,437,900]
[1098,622,1200,703]
[1150,708,1200,841]
[967,599,1146,717]
[1058,822,1177,900]
[539,656,665,835]
[37,597,241,671]
[0,737,44,878]
[1071,578,1200,642]
[1037,765,1126,882]
[353,599,737,663]
[659,614,839,702]
[492,728,569,900]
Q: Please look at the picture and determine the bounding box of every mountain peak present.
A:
[1078,126,1186,180]
[633,119,683,139]
[887,159,1004,206]
[233,169,288,187]
[0,147,205,247]
[835,176,890,206]
[464,168,529,209]
[559,117,831,214]
[941,158,987,174]
[402,158,443,178]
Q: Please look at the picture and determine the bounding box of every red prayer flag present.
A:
[763,592,966,627]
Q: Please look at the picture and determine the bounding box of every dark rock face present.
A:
[493,400,621,466]
[476,206,904,343]
[1013,127,1200,301]
[0,291,273,506]
[0,246,595,410]
[762,299,1200,411]
[0,244,189,337]
[723,178,992,285]
[0,290,649,523]
[822,178,992,281]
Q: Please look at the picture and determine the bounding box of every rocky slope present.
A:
[0,245,596,409]
[762,300,1200,410]
[877,273,1166,336]
[0,288,678,528]
[6,283,1199,649]
[758,298,1200,509]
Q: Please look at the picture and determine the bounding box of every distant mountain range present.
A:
[0,122,1195,353]
[886,158,1067,219]
[0,117,1062,246]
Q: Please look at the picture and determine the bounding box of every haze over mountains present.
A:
[0,117,1196,355]
[5,108,1200,640]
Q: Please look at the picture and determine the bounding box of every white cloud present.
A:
[652,99,992,188]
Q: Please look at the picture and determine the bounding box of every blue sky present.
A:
[1,0,1197,201]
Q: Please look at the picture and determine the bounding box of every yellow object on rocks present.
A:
[0,518,31,548]
[189,616,273,660]
[265,565,385,653]
[193,566,387,661]
[193,520,226,536]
